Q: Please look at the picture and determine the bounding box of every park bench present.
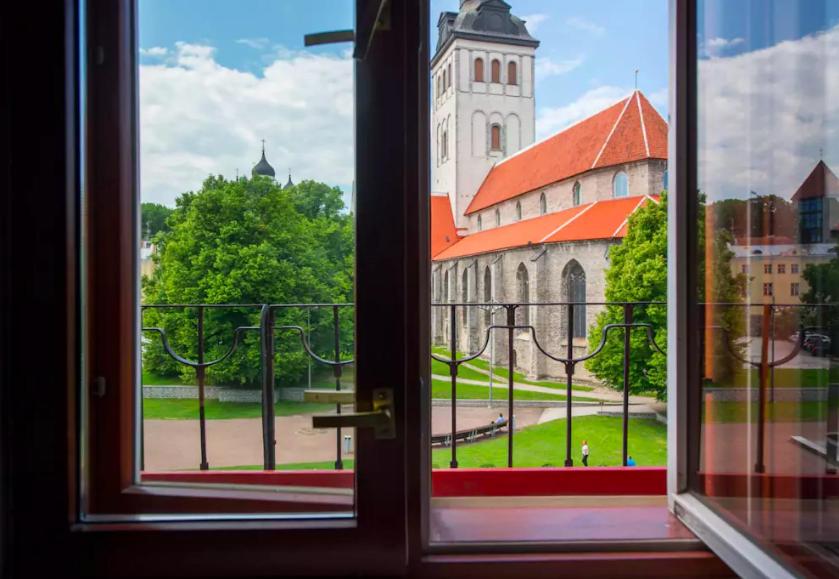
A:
[431,419,508,447]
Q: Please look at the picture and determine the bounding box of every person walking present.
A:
[627,455,636,467]
[581,440,590,466]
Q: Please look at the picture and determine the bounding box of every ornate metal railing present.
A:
[140,301,838,474]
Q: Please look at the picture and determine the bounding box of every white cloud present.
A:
[701,36,745,57]
[139,42,353,205]
[535,56,585,81]
[648,87,668,110]
[566,16,605,36]
[697,25,839,201]
[522,13,548,33]
[236,37,271,50]
[536,85,630,140]
[140,46,168,57]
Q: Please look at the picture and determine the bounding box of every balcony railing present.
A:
[141,302,838,477]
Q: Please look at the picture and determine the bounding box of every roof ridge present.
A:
[538,201,599,243]
[609,195,649,238]
[495,91,637,170]
[591,94,634,170]
[635,92,650,158]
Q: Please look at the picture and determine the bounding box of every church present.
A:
[430,0,668,380]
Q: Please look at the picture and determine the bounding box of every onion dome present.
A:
[252,142,275,178]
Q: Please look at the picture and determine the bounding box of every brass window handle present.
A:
[310,388,395,440]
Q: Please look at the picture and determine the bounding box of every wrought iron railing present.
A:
[140,301,838,474]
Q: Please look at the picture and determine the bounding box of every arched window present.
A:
[490,124,502,151]
[572,181,582,206]
[507,61,517,85]
[565,261,587,338]
[461,269,469,327]
[441,131,448,161]
[447,63,452,90]
[483,266,492,324]
[477,214,482,231]
[443,68,448,92]
[495,208,501,227]
[515,201,522,221]
[491,59,501,83]
[613,171,629,198]
[474,57,484,82]
[515,263,530,327]
[662,166,669,191]
[539,192,547,215]
[444,271,450,303]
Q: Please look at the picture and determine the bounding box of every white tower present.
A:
[431,0,539,229]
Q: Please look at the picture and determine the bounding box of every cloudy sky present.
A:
[138,0,668,206]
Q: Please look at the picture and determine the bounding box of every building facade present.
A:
[430,0,668,380]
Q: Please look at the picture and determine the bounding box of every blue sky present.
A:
[138,0,669,205]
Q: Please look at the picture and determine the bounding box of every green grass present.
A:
[142,399,331,420]
[431,415,667,468]
[430,379,599,402]
[431,346,594,392]
[728,367,839,388]
[142,370,191,386]
[705,400,837,423]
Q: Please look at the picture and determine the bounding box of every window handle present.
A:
[310,388,395,439]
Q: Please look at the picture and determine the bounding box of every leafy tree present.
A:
[586,192,745,400]
[142,176,354,387]
[141,202,174,238]
[801,245,839,355]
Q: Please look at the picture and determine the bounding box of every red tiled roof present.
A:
[434,195,655,261]
[792,160,839,201]
[465,91,667,215]
[430,194,461,258]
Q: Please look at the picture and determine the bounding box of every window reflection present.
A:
[696,1,839,574]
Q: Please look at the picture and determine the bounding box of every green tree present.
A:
[142,176,354,387]
[586,192,746,400]
[141,202,174,238]
[801,246,839,355]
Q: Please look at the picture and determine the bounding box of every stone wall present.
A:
[143,386,306,403]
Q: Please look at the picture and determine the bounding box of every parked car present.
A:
[803,334,832,356]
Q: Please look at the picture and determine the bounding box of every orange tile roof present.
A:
[434,195,655,261]
[465,91,667,215]
[430,194,462,258]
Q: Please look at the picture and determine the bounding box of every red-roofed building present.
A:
[429,1,667,380]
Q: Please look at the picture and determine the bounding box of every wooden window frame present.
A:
[474,57,484,82]
[507,60,517,85]
[491,58,501,83]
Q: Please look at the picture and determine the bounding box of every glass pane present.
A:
[428,0,682,545]
[137,0,355,512]
[696,0,839,573]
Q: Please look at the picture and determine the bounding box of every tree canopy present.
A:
[141,202,174,238]
[142,176,354,387]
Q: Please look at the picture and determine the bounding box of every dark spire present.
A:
[252,140,276,178]
[284,169,294,189]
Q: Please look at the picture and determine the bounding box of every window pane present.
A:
[696,0,839,573]
[137,0,355,511]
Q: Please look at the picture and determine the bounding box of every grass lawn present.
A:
[431,415,667,468]
[143,399,331,420]
[213,460,355,471]
[432,346,594,392]
[430,379,598,402]
[705,399,837,423]
[729,367,839,388]
[143,369,192,386]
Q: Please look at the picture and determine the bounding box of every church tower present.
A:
[431,0,539,228]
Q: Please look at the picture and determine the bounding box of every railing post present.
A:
[755,303,770,474]
[197,306,209,470]
[507,305,516,468]
[564,303,574,467]
[622,303,633,467]
[450,304,458,469]
[260,305,276,470]
[333,305,344,470]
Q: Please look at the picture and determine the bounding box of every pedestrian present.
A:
[581,439,590,466]
[494,413,505,426]
[627,455,636,467]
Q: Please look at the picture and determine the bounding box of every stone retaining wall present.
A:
[143,386,307,403]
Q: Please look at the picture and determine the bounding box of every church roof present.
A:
[252,146,275,178]
[791,160,839,201]
[434,195,656,261]
[431,194,462,258]
[464,91,667,215]
[433,0,539,65]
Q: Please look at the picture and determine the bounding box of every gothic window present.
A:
[477,215,482,231]
[491,59,501,83]
[507,61,517,85]
[515,263,530,327]
[613,171,629,198]
[447,63,452,90]
[566,262,587,338]
[442,130,448,161]
[539,192,547,215]
[461,269,469,327]
[474,57,484,82]
[490,124,502,151]
[515,201,522,221]
[572,181,581,206]
[495,208,501,227]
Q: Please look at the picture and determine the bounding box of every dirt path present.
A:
[143,405,543,471]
